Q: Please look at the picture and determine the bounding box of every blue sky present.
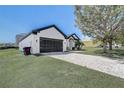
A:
[0,5,83,43]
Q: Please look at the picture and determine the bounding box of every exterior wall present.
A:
[19,34,35,53]
[66,37,75,50]
[63,40,67,51]
[32,34,39,54]
[36,27,67,52]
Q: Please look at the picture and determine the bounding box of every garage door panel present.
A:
[40,37,63,52]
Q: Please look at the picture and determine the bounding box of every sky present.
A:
[0,5,84,43]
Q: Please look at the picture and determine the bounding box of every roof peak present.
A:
[32,24,67,38]
[19,24,80,42]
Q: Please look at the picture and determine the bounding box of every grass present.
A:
[80,47,124,59]
[0,49,124,88]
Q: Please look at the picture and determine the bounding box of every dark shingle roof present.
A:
[19,25,80,42]
[67,33,80,40]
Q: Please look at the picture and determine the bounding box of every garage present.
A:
[19,25,80,54]
[40,37,63,52]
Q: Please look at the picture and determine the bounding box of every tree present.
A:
[75,5,124,52]
[75,40,84,50]
[115,30,124,46]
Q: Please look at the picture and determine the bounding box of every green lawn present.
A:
[81,47,124,59]
[0,49,124,88]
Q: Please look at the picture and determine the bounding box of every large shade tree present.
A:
[115,30,124,46]
[75,5,124,52]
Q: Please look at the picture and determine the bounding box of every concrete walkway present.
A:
[45,52,124,79]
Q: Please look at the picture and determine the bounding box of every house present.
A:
[18,25,80,54]
[16,33,28,45]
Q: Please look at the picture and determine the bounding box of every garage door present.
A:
[40,37,63,52]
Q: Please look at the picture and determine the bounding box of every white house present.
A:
[19,25,80,54]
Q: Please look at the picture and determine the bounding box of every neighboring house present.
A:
[18,25,80,54]
[106,41,122,48]
[16,33,28,45]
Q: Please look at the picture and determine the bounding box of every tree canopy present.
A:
[75,5,124,51]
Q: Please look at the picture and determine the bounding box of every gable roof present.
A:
[32,25,67,38]
[67,33,80,40]
[19,25,80,43]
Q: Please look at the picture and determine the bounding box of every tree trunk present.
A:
[122,42,124,46]
[103,41,107,53]
[109,40,112,50]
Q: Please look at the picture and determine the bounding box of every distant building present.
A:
[16,33,27,45]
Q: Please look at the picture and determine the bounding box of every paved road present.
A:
[45,52,124,79]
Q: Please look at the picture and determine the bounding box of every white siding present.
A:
[19,34,35,53]
[37,27,65,39]
[32,34,39,54]
[66,37,75,50]
[37,27,67,52]
[19,27,67,54]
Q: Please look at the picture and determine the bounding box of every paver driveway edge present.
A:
[46,52,124,79]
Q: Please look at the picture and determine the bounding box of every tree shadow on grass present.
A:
[81,49,86,51]
[94,49,124,60]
